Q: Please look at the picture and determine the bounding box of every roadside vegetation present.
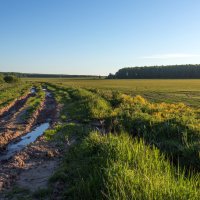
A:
[37,83,200,200]
[20,86,45,120]
[93,90,200,170]
[48,83,200,170]
[46,84,111,122]
[50,130,200,199]
[0,82,31,110]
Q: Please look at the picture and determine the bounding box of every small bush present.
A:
[4,75,20,83]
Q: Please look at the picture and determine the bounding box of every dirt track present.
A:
[0,93,44,150]
[0,92,30,117]
[0,90,59,194]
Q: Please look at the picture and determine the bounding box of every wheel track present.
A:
[0,91,59,194]
[0,93,45,150]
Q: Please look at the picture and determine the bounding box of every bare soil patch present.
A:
[0,94,44,150]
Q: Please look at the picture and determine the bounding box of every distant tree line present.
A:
[108,65,200,79]
[0,72,104,79]
[0,72,102,79]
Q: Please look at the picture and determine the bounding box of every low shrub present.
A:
[4,75,20,83]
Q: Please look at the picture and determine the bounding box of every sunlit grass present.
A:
[40,82,200,199]
[50,130,200,200]
[0,82,31,109]
[25,78,200,107]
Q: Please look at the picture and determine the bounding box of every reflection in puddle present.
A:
[0,123,49,161]
[30,88,36,94]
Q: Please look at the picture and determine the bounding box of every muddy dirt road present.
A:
[0,89,60,196]
[0,92,43,151]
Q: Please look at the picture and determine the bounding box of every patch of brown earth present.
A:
[0,92,30,117]
[0,94,45,150]
[0,135,60,192]
[17,160,58,192]
[0,128,76,199]
[0,92,78,200]
[0,93,60,191]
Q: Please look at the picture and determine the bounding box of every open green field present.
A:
[24,78,200,108]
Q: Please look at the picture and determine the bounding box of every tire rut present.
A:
[0,92,59,195]
[0,93,45,150]
[0,93,31,121]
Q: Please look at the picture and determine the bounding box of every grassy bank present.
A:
[47,125,200,200]
[0,82,31,109]
[20,86,46,120]
[38,83,200,199]
[47,84,200,170]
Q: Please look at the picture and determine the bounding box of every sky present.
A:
[0,0,200,75]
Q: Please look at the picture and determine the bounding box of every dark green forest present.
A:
[108,65,200,79]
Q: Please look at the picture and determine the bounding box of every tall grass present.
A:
[66,88,111,120]
[46,84,111,121]
[0,82,31,109]
[106,94,200,170]
[50,130,200,200]
[43,84,200,199]
[47,84,200,170]
[21,86,45,120]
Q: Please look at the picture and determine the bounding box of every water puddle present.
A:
[0,123,49,161]
[30,87,36,94]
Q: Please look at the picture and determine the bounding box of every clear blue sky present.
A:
[0,0,200,75]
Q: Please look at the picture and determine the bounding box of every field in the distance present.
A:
[24,78,200,108]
